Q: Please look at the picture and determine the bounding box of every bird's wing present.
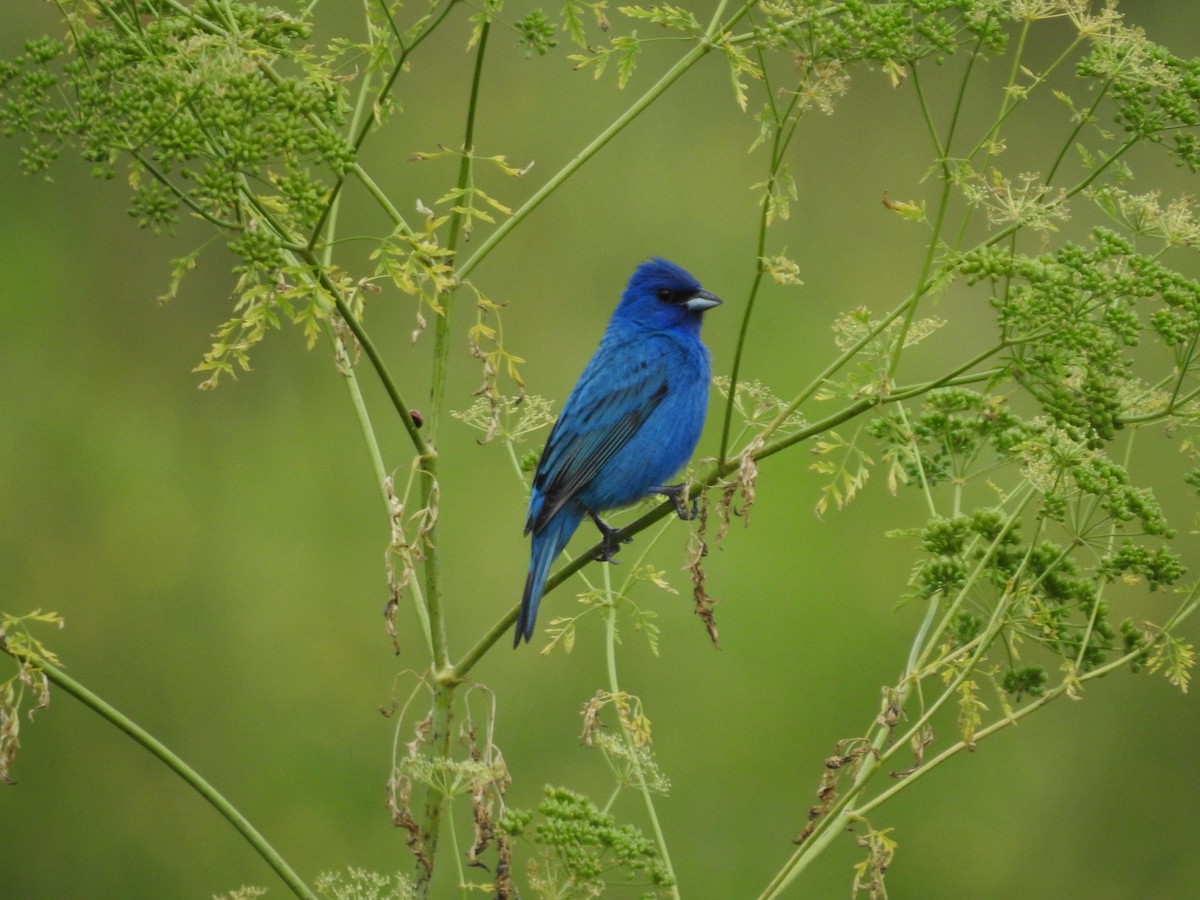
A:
[528,346,669,535]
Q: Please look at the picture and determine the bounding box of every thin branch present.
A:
[0,645,317,900]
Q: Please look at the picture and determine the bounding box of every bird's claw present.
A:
[590,513,629,563]
[595,541,620,563]
[657,483,698,521]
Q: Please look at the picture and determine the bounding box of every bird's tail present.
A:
[516,506,584,646]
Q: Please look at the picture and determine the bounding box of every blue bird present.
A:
[516,258,721,646]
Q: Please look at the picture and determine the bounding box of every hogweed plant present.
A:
[3,0,1200,897]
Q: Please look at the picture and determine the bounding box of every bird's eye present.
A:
[656,288,674,303]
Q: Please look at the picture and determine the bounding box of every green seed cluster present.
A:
[504,787,674,896]
[1100,540,1186,590]
[515,10,559,57]
[918,511,1114,683]
[789,0,1007,66]
[868,388,1033,486]
[957,229,1200,447]
[1078,38,1200,170]
[1,3,351,245]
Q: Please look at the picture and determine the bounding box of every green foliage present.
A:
[219,870,419,900]
[956,229,1200,447]
[213,887,269,900]
[515,9,559,56]
[757,0,1007,81]
[510,787,675,898]
[868,389,1032,486]
[1077,30,1200,170]
[850,820,897,900]
[0,611,61,784]
[1001,665,1047,700]
[313,868,415,900]
[0,1,361,385]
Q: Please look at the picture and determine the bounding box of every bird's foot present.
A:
[590,512,630,562]
[656,483,698,521]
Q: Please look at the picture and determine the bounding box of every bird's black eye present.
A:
[656,288,674,303]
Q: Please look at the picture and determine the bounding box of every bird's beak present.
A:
[685,290,722,312]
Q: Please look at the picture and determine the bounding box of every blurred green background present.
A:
[3,2,1200,897]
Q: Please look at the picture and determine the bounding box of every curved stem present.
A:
[885,65,959,381]
[430,13,492,440]
[0,648,317,900]
[306,0,457,247]
[454,0,759,282]
[856,583,1200,820]
[601,565,682,900]
[719,71,803,467]
[758,486,1035,899]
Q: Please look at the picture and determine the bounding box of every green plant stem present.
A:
[0,647,316,900]
[404,0,491,665]
[303,256,429,457]
[753,277,934,449]
[454,0,754,282]
[287,249,436,661]
[601,564,682,900]
[430,12,491,440]
[1121,381,1200,424]
[306,0,456,247]
[859,585,1200,820]
[966,26,1086,166]
[414,680,455,896]
[886,65,959,381]
[405,17,497,890]
[758,486,1035,899]
[1165,330,1200,409]
[719,69,802,467]
[408,449,450,894]
[1045,75,1114,185]
[893,401,938,518]
[318,17,391,509]
[333,334,389,502]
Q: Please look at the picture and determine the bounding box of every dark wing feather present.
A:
[528,368,669,535]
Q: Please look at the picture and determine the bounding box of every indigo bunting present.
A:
[516,258,721,646]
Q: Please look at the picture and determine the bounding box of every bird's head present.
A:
[615,258,721,332]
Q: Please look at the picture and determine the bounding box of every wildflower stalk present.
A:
[455,0,753,282]
[758,487,1035,899]
[602,564,682,900]
[0,642,316,900]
